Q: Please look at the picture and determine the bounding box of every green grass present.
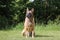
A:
[0,23,60,40]
[0,30,60,40]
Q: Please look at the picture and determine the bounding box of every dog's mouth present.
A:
[26,13,32,18]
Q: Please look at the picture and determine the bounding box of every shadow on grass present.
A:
[35,35,53,37]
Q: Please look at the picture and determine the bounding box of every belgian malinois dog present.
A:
[22,8,35,38]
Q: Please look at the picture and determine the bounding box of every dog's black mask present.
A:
[26,13,32,18]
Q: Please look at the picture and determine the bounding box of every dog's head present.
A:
[26,8,34,18]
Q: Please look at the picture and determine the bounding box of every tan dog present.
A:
[22,8,35,38]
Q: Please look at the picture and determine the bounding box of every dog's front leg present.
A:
[32,31,35,38]
[26,31,29,38]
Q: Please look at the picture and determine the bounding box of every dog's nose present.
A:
[26,13,31,18]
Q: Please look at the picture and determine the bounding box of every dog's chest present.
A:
[25,21,33,26]
[28,22,32,26]
[24,18,34,27]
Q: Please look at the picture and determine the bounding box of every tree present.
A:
[0,0,60,29]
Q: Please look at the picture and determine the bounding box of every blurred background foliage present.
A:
[0,0,60,29]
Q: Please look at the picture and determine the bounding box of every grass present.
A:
[0,22,60,40]
[0,30,60,40]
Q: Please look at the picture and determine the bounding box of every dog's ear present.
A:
[26,8,29,12]
[31,8,34,12]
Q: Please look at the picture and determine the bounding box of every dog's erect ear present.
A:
[26,8,29,12]
[31,8,34,12]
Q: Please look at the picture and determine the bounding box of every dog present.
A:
[22,8,35,38]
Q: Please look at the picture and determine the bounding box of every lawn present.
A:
[0,30,60,40]
[0,23,60,40]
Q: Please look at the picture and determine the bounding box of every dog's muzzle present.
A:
[26,13,32,18]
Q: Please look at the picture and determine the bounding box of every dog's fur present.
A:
[22,8,35,38]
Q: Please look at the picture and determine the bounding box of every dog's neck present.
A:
[25,16,34,23]
[29,17,34,22]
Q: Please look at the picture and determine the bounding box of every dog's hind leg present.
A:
[21,29,25,36]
